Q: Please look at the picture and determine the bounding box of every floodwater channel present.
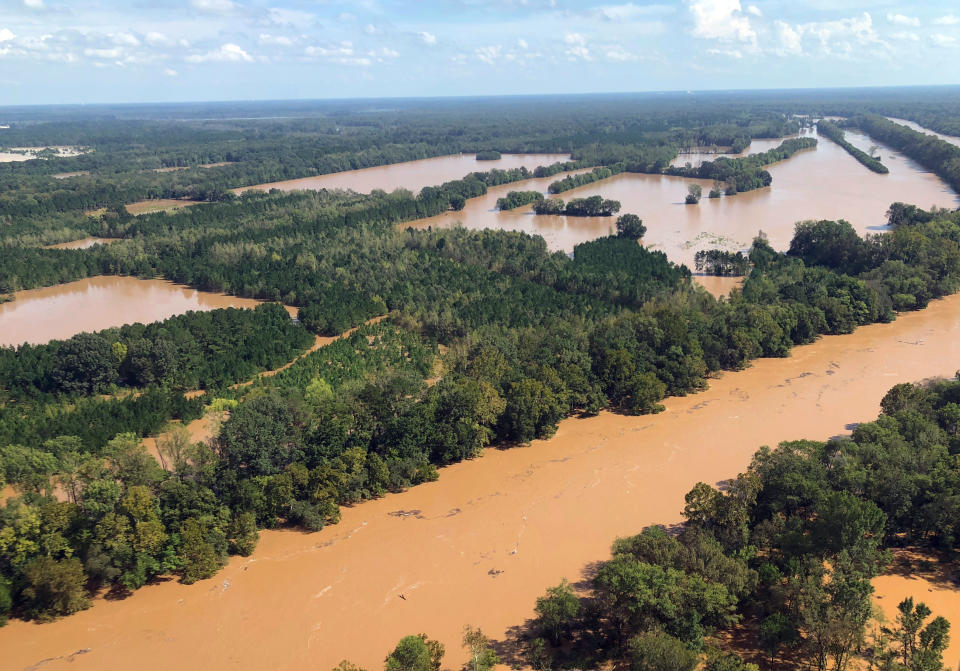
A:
[412,126,958,267]
[233,153,571,196]
[2,293,959,671]
[0,276,281,347]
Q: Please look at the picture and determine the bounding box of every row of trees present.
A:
[524,378,959,671]
[0,304,313,399]
[532,195,621,216]
[694,249,750,276]
[817,119,889,173]
[495,190,544,210]
[666,137,817,195]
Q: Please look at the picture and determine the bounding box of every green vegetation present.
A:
[474,150,501,161]
[0,303,312,399]
[694,249,750,276]
[853,115,960,194]
[496,190,544,210]
[667,137,817,194]
[817,119,889,173]
[532,195,621,216]
[524,377,960,671]
[1,92,959,629]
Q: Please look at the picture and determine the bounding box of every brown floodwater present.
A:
[412,127,958,267]
[887,117,960,150]
[0,276,272,347]
[872,549,960,669]
[3,293,959,671]
[233,153,570,196]
[43,237,121,250]
[668,136,794,168]
[691,275,743,299]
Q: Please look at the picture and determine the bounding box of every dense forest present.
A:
[1,91,960,632]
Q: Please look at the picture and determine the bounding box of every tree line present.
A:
[816,119,889,173]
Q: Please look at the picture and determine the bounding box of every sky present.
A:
[0,0,958,105]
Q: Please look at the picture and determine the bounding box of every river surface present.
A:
[3,293,959,671]
[412,127,958,267]
[668,136,794,168]
[0,276,274,347]
[887,117,960,149]
[233,153,570,196]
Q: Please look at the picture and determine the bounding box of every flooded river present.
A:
[233,153,570,196]
[413,127,958,267]
[0,276,274,347]
[3,293,959,671]
[886,117,960,149]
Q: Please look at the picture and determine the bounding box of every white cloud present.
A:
[191,0,234,12]
[186,43,253,63]
[689,0,755,43]
[164,68,178,76]
[84,47,122,59]
[891,31,919,41]
[774,20,801,55]
[707,47,743,58]
[475,45,502,65]
[112,33,140,47]
[605,45,637,61]
[0,29,15,43]
[564,32,591,60]
[517,38,528,49]
[931,33,957,47]
[593,3,672,21]
[258,33,294,46]
[746,5,761,17]
[23,0,44,8]
[774,12,887,58]
[145,32,173,46]
[267,8,316,26]
[934,15,959,26]
[418,31,436,45]
[886,13,919,27]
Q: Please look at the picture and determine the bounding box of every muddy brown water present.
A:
[0,276,283,347]
[233,153,571,196]
[886,117,960,150]
[412,127,958,267]
[3,293,959,671]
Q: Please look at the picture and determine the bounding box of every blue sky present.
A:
[0,0,958,105]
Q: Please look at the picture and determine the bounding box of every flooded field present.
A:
[0,276,272,347]
[872,549,960,667]
[3,293,959,671]
[43,237,120,250]
[0,146,87,162]
[692,274,743,299]
[412,127,958,266]
[125,199,203,215]
[233,153,570,196]
[669,136,796,168]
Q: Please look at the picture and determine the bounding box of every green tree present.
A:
[463,625,499,671]
[21,556,90,620]
[179,518,222,584]
[616,214,647,240]
[887,597,951,671]
[384,634,444,671]
[685,184,702,205]
[535,578,581,645]
[627,631,697,671]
